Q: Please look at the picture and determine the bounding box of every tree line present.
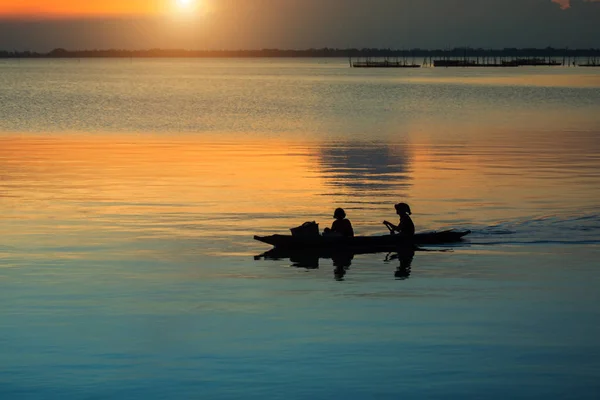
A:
[1,47,599,59]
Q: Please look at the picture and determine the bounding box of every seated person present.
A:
[323,208,354,237]
[383,202,415,236]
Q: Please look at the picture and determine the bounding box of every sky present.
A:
[0,0,599,51]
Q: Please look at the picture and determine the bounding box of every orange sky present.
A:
[0,1,171,17]
[1,0,598,50]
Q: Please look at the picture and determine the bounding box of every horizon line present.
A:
[2,46,600,53]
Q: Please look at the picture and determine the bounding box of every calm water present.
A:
[1,59,600,399]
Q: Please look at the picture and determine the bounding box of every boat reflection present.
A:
[255,246,428,281]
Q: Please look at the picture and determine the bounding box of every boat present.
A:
[514,58,562,66]
[254,229,470,251]
[353,60,421,68]
[434,60,479,67]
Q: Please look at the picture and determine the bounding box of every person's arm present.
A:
[383,220,399,232]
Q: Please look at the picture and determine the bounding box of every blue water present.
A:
[1,59,599,399]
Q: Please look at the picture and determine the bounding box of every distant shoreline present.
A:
[1,47,599,59]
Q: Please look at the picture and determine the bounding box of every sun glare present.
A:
[169,0,209,21]
[176,0,196,10]
[171,0,206,16]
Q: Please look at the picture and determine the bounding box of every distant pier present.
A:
[350,55,571,69]
[348,48,600,69]
[578,55,600,67]
[2,47,599,67]
[433,57,562,67]
[433,59,517,67]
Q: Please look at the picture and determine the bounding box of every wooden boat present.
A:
[434,60,479,67]
[353,60,421,68]
[254,230,470,250]
[515,58,562,66]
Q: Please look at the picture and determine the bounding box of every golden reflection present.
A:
[403,73,600,88]
[1,132,599,250]
[0,134,332,250]
[0,134,328,213]
[409,129,600,225]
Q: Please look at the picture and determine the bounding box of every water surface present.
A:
[1,59,599,399]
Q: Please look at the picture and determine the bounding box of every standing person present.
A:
[383,203,415,236]
[324,208,354,237]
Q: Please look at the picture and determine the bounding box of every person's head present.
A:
[333,208,346,220]
[394,203,412,215]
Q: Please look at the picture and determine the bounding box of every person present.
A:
[383,202,415,236]
[323,208,354,237]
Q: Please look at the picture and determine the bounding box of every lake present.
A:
[1,58,599,399]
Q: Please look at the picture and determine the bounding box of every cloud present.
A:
[552,0,600,9]
[553,0,570,8]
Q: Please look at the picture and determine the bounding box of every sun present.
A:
[170,0,210,18]
[175,0,197,11]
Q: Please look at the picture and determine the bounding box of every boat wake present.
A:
[466,213,600,246]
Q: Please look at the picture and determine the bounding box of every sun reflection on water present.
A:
[2,130,599,263]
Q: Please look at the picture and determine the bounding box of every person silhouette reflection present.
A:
[385,246,415,280]
[332,250,354,281]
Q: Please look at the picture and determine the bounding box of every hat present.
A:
[394,203,412,215]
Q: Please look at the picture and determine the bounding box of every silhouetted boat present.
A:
[353,60,421,68]
[254,229,470,250]
[433,60,519,68]
[434,60,479,67]
[514,58,562,66]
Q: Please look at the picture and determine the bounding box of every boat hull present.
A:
[353,62,421,68]
[254,230,470,250]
